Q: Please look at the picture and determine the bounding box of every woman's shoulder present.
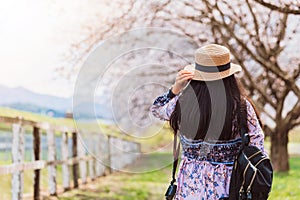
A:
[243,97,263,127]
[244,98,257,115]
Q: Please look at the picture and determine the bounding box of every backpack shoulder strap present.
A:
[239,98,250,147]
[171,132,180,185]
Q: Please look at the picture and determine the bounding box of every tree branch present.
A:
[209,0,289,81]
[291,116,300,129]
[229,44,277,108]
[253,0,300,15]
[271,14,288,57]
[284,99,300,127]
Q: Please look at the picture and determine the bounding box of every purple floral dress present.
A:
[150,90,266,200]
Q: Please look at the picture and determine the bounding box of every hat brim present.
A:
[183,63,242,81]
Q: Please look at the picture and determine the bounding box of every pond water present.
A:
[0,130,72,162]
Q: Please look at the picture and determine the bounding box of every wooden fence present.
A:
[0,116,141,200]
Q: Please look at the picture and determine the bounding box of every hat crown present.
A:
[195,44,230,66]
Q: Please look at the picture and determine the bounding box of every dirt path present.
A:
[46,153,172,200]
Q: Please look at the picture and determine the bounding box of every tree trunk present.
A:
[270,128,289,172]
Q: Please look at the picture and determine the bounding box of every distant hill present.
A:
[0,85,72,111]
[0,84,113,119]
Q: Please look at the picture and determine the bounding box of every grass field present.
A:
[51,153,173,200]
[53,153,300,200]
[0,107,75,130]
[1,107,300,199]
[0,106,175,154]
[270,156,300,199]
[0,107,135,139]
[0,165,65,199]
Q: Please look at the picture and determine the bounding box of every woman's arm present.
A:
[246,100,266,154]
[150,70,194,121]
[150,89,179,121]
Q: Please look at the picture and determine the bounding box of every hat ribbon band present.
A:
[195,62,230,73]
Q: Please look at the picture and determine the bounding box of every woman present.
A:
[151,44,266,200]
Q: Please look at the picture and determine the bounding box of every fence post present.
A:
[107,135,112,174]
[11,121,25,200]
[33,126,40,200]
[122,140,127,167]
[95,134,105,177]
[61,131,70,191]
[72,132,79,188]
[116,138,123,170]
[78,136,87,184]
[88,134,96,181]
[47,126,57,195]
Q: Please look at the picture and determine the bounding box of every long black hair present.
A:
[169,75,247,140]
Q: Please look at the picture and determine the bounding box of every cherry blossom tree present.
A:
[65,0,300,172]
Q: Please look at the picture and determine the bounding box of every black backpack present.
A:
[229,104,273,200]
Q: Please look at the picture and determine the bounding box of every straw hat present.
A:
[184,44,241,81]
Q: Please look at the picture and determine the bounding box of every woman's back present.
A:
[150,44,267,200]
[151,93,266,199]
[170,77,243,141]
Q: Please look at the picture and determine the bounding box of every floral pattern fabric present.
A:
[150,91,266,200]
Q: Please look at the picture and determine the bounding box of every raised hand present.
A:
[171,70,194,95]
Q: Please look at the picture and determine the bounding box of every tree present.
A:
[65,0,300,172]
[201,0,300,172]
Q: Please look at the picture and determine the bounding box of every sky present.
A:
[0,0,110,98]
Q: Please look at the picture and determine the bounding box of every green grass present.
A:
[1,107,300,199]
[0,107,134,139]
[0,107,75,131]
[0,107,174,147]
[55,154,300,200]
[57,152,172,200]
[0,107,135,199]
[0,163,65,199]
[134,124,173,152]
[1,153,299,199]
[269,157,300,200]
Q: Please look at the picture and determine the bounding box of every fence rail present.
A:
[0,116,141,200]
